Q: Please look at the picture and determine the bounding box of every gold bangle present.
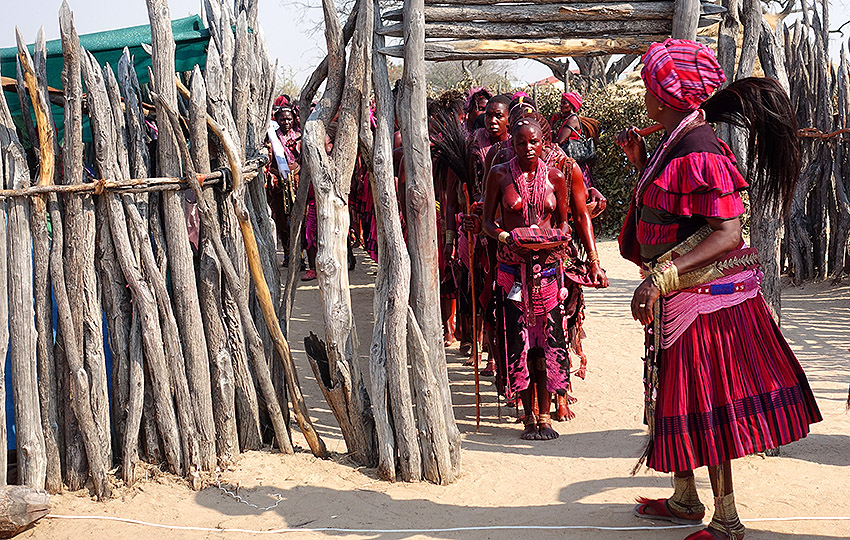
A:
[587,251,600,265]
[650,261,679,295]
[498,231,510,244]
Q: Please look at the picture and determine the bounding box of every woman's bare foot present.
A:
[554,395,575,422]
[520,415,539,440]
[536,414,559,440]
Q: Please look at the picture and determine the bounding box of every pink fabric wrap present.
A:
[643,150,748,218]
[562,91,582,111]
[661,268,762,349]
[640,39,726,112]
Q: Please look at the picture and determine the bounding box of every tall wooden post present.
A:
[400,0,461,484]
[672,0,699,40]
[370,0,421,482]
[146,0,216,473]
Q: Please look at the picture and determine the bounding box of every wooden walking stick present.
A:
[462,184,481,431]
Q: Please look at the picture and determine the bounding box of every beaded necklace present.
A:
[508,156,549,226]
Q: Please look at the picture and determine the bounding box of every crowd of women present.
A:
[265,79,614,439]
[266,39,822,540]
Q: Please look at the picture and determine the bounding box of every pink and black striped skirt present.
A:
[647,293,821,473]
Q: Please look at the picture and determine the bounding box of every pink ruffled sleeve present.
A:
[642,149,748,219]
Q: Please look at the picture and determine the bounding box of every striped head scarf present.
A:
[561,91,582,111]
[641,39,726,112]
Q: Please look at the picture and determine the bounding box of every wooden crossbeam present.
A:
[382,3,674,22]
[382,2,722,22]
[379,20,671,38]
[379,15,717,40]
[379,35,671,60]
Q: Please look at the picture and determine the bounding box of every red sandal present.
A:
[683,528,744,540]
[634,497,705,526]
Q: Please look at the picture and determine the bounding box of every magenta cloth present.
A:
[305,186,318,251]
[561,91,582,111]
[273,95,290,108]
[640,39,726,112]
[660,268,761,349]
[648,293,821,472]
[275,128,299,166]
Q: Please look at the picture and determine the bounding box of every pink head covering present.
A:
[273,95,290,109]
[640,38,726,112]
[511,90,530,100]
[561,91,582,111]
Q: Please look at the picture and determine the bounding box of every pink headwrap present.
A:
[561,91,582,111]
[640,38,726,112]
[273,95,290,109]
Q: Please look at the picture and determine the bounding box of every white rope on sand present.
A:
[44,514,850,534]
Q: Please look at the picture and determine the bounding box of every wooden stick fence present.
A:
[0,0,326,499]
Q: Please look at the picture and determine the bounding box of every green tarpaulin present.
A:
[0,15,209,144]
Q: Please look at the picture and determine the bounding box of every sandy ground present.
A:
[22,239,850,540]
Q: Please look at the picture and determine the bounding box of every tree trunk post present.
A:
[370,0,422,481]
[146,0,217,473]
[401,0,461,483]
[672,0,700,40]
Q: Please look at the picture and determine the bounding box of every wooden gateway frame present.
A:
[298,0,823,486]
[293,0,727,486]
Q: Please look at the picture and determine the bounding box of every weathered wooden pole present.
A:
[401,0,461,483]
[188,66,240,465]
[116,47,149,482]
[831,45,850,279]
[19,29,63,495]
[0,68,15,490]
[10,30,48,491]
[370,0,422,482]
[60,3,112,490]
[82,48,184,475]
[202,39,263,452]
[0,485,49,537]
[303,0,376,466]
[671,0,700,39]
[282,7,359,337]
[158,88,300,457]
[145,0,217,472]
[20,27,115,498]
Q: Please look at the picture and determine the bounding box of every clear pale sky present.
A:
[3,0,850,89]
